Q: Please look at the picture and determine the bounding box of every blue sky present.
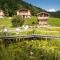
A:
[24,0,60,12]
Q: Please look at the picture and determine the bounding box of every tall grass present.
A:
[0,39,60,60]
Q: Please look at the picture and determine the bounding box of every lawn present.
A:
[48,17,60,26]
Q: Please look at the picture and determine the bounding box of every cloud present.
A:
[47,8,56,12]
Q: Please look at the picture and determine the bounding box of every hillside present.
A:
[0,0,45,16]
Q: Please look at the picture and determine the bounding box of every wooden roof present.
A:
[17,9,31,12]
[37,12,49,16]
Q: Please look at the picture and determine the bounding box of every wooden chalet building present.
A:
[17,9,31,18]
[37,12,49,26]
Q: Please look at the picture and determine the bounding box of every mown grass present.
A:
[48,17,60,26]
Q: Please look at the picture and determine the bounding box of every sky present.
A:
[24,0,60,12]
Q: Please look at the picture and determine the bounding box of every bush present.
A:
[12,15,24,27]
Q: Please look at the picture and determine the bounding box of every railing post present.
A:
[3,27,8,36]
[15,27,20,35]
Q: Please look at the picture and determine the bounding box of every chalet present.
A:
[17,9,31,18]
[37,12,49,26]
[0,10,4,18]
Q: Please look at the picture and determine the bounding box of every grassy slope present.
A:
[48,17,60,26]
[24,17,60,26]
[0,17,60,28]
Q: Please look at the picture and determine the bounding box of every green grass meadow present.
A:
[0,16,60,28]
[0,16,60,36]
[48,17,60,26]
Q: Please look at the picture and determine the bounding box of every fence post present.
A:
[3,27,8,36]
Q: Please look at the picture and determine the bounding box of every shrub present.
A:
[12,15,24,27]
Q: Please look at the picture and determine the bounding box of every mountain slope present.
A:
[0,0,45,16]
[49,11,60,18]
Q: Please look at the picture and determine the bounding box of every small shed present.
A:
[37,12,49,26]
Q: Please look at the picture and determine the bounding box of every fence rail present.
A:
[0,26,60,40]
[0,34,60,40]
